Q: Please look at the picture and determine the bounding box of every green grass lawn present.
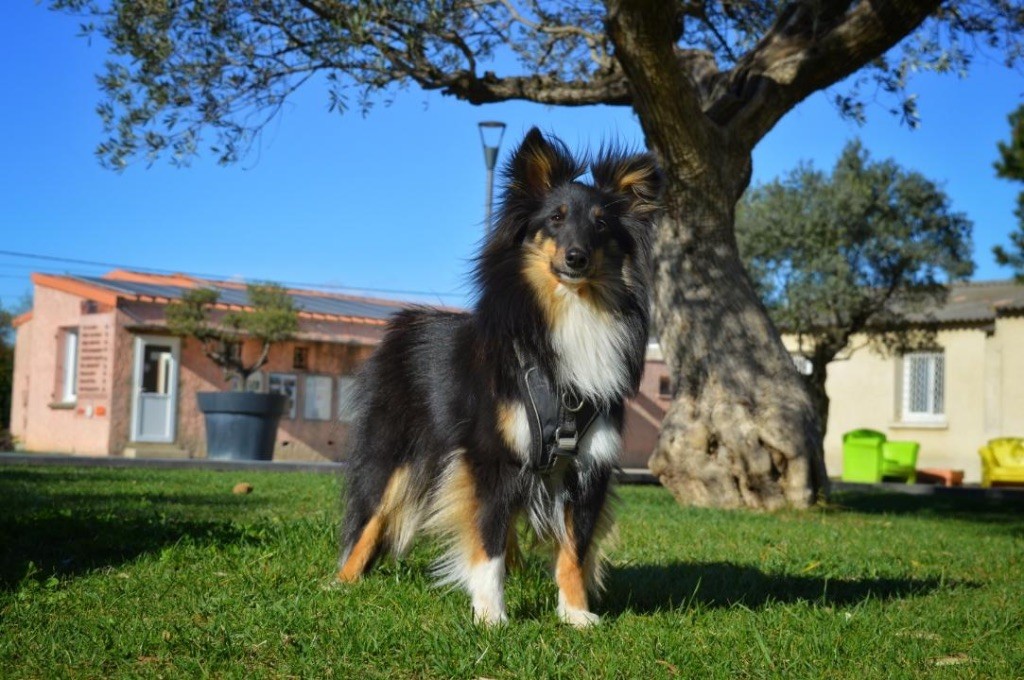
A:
[0,466,1021,679]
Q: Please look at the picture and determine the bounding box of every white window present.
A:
[303,375,332,421]
[61,328,79,402]
[337,376,358,423]
[901,352,945,423]
[791,354,813,376]
[269,373,298,420]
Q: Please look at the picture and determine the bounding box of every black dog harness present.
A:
[515,353,600,472]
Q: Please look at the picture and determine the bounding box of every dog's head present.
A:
[487,128,662,301]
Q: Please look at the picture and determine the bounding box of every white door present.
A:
[131,336,180,443]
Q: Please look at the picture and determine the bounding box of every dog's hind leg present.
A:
[338,466,415,582]
[429,455,512,625]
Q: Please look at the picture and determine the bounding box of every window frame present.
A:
[900,351,945,424]
[303,374,333,421]
[60,327,80,403]
[269,372,298,420]
[337,375,359,423]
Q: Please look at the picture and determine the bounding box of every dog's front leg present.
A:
[557,465,614,627]
[467,501,512,626]
[468,551,507,626]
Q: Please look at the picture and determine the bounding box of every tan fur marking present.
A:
[522,238,562,325]
[497,402,521,452]
[338,515,383,582]
[525,148,554,191]
[429,457,489,565]
[379,466,412,515]
[522,235,621,318]
[338,467,414,582]
[556,510,588,611]
[616,167,654,193]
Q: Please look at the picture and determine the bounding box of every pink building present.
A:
[9,270,669,466]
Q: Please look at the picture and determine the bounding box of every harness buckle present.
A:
[555,426,578,451]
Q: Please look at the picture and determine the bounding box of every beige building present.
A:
[786,280,1024,483]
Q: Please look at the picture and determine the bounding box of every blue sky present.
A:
[1,3,1022,309]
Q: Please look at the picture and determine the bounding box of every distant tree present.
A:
[165,283,299,386]
[50,0,1023,508]
[994,105,1024,282]
[737,140,974,429]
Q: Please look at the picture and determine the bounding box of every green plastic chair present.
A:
[842,430,887,483]
[881,441,919,483]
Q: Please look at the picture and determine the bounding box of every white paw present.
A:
[558,603,600,628]
[473,605,509,626]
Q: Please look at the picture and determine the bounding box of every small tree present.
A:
[165,283,299,387]
[737,140,974,430]
[994,105,1024,282]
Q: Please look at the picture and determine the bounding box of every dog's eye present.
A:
[595,219,607,233]
[550,212,564,224]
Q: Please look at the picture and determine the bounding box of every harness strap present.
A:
[515,346,600,472]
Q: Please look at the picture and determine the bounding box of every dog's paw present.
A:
[473,606,509,627]
[558,603,600,628]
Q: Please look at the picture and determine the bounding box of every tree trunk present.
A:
[804,359,832,445]
[603,0,830,509]
[648,172,829,510]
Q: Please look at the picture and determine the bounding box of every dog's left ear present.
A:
[507,127,585,199]
[592,153,663,217]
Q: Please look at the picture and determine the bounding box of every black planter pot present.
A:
[196,392,286,461]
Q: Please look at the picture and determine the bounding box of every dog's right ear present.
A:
[506,127,584,198]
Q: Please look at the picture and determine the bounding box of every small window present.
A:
[303,375,332,421]
[269,373,298,420]
[791,354,813,376]
[901,352,945,423]
[60,328,80,402]
[658,376,672,398]
[338,376,359,423]
[293,347,309,370]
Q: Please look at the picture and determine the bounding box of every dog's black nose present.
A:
[565,248,590,272]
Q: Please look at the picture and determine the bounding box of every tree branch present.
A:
[713,0,944,152]
[605,0,724,180]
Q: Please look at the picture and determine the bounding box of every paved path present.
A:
[2,452,1022,502]
[0,452,659,482]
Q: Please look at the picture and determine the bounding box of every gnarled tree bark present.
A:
[602,0,939,508]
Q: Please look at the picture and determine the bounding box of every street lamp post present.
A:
[478,121,506,231]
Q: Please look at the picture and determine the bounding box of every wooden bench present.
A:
[916,468,965,487]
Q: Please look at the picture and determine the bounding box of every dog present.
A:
[337,128,662,626]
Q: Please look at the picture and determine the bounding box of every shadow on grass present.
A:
[602,561,947,616]
[831,489,1024,520]
[831,490,1024,537]
[0,468,264,590]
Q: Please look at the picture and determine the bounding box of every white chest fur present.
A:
[550,285,631,403]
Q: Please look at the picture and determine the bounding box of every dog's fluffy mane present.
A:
[472,130,660,404]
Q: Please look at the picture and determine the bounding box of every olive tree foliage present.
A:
[53,1,1021,169]
[736,139,974,430]
[51,0,1023,508]
[994,104,1024,282]
[165,283,299,386]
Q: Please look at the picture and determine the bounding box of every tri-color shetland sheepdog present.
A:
[337,128,662,626]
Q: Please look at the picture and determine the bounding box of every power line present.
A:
[0,249,463,300]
